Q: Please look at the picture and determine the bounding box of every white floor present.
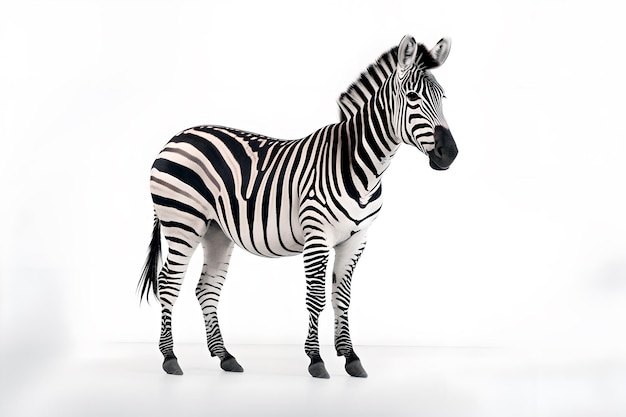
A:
[2,344,625,417]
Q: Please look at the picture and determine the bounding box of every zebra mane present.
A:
[337,42,439,121]
[337,46,398,121]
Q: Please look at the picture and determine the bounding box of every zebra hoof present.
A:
[308,360,330,379]
[220,356,244,372]
[162,357,183,375]
[345,358,368,378]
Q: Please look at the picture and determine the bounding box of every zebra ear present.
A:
[429,38,451,67]
[398,35,418,72]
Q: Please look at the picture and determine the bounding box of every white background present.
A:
[1,0,625,388]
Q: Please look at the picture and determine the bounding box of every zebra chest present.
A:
[339,194,382,230]
[301,186,382,245]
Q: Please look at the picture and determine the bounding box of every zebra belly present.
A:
[213,201,378,258]
[210,195,305,258]
[210,179,382,256]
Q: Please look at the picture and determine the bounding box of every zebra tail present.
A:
[138,213,162,304]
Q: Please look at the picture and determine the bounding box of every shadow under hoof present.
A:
[162,357,183,375]
[345,359,368,378]
[308,362,330,379]
[220,357,244,372]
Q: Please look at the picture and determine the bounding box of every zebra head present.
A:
[392,35,458,170]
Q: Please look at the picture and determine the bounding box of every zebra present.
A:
[138,35,458,379]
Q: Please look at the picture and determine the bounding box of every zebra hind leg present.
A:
[196,221,243,372]
[158,225,202,376]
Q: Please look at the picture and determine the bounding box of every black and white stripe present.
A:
[139,35,457,378]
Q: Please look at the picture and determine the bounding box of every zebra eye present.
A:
[406,91,419,101]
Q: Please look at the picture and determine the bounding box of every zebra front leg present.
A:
[303,235,331,378]
[332,233,368,377]
[196,221,243,372]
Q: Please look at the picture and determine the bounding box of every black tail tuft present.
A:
[138,213,162,304]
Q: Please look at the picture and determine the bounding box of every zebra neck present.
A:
[341,93,400,203]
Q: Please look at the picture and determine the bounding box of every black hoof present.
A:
[308,355,330,378]
[162,356,183,375]
[345,359,368,378]
[220,356,244,372]
[345,351,368,378]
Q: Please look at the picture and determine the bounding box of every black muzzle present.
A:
[428,126,458,170]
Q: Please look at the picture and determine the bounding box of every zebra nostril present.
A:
[434,144,444,158]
